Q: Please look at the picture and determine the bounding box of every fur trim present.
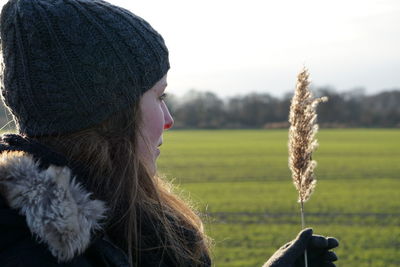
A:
[0,151,107,262]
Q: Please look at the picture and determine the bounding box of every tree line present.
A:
[166,87,400,128]
[0,87,399,131]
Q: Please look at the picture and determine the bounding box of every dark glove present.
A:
[262,228,339,267]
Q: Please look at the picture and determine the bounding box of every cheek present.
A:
[141,104,164,143]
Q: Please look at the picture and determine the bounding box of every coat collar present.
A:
[0,134,107,262]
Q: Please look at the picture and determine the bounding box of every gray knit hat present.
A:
[0,0,169,136]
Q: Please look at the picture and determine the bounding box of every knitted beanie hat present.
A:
[0,0,169,136]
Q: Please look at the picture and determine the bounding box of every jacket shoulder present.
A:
[0,236,95,267]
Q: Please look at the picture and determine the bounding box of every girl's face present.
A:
[138,74,174,175]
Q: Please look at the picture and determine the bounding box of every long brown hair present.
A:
[29,101,212,266]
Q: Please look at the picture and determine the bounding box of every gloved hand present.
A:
[262,228,339,267]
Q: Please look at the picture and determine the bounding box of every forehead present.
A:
[151,75,168,92]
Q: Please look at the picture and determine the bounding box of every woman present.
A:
[0,0,338,266]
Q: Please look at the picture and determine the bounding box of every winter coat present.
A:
[0,134,211,267]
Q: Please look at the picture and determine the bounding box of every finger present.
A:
[297,228,313,241]
[293,228,313,248]
[323,262,336,267]
[310,235,328,248]
[327,237,339,249]
[287,228,313,258]
[324,251,338,262]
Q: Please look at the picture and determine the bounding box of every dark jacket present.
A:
[0,134,211,267]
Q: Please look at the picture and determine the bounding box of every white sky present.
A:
[1,0,400,98]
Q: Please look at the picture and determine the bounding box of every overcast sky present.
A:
[1,0,399,98]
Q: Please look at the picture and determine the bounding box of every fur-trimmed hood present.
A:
[0,134,107,262]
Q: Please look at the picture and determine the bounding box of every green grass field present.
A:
[158,129,400,267]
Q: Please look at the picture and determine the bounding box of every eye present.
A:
[159,93,167,101]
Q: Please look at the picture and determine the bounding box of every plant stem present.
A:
[301,201,308,267]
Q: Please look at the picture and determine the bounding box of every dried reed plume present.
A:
[289,67,327,204]
[288,67,327,267]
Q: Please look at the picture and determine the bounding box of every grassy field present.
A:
[158,129,400,267]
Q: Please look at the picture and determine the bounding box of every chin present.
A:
[148,162,157,177]
[140,153,158,176]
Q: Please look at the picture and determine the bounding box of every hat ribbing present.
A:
[0,0,169,136]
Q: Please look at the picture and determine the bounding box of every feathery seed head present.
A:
[288,68,327,203]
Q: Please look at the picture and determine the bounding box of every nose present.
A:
[164,122,173,130]
[163,104,174,130]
